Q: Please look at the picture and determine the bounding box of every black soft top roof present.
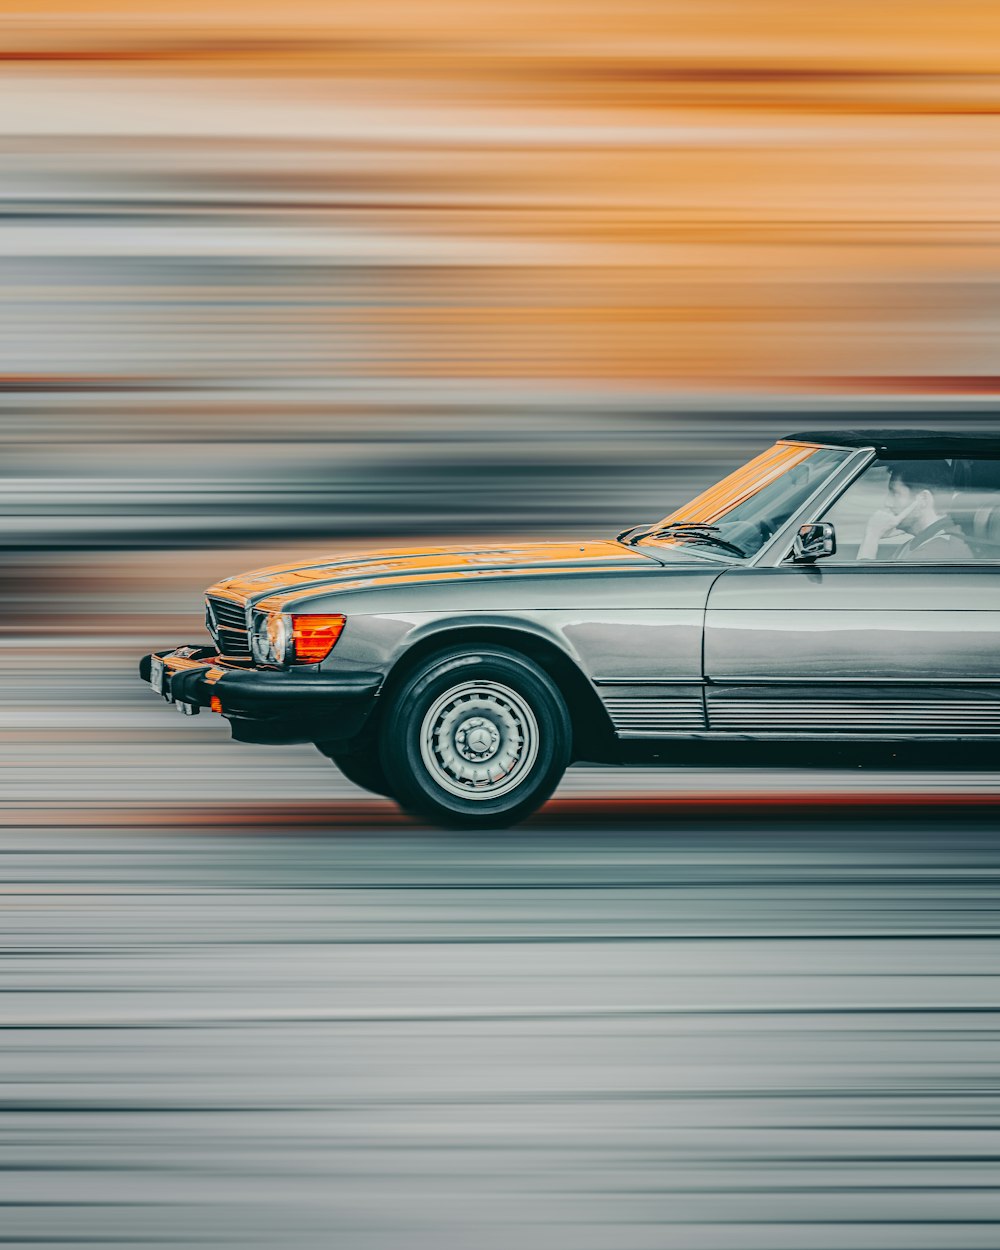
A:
[783,428,1000,456]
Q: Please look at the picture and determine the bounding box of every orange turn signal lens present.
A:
[209,695,223,714]
[290,614,346,663]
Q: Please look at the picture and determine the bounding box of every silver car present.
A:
[140,429,1000,826]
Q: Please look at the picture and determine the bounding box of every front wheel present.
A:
[379,648,571,828]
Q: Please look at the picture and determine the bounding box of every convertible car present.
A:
[140,429,1000,826]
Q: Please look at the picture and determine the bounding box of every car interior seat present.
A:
[948,458,1000,558]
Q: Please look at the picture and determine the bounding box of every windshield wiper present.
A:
[616,523,655,545]
[640,523,746,558]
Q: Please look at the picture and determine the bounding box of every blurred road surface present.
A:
[3,640,1000,1248]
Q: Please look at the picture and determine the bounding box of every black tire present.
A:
[316,742,396,799]
[379,647,571,828]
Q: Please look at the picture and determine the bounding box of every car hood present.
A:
[207,539,667,609]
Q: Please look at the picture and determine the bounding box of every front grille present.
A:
[206,595,251,659]
[208,596,247,630]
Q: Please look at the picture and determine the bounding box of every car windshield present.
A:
[636,442,852,559]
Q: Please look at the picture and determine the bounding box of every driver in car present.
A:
[859,460,972,562]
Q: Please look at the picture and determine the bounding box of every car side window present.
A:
[816,456,1000,564]
[820,464,901,562]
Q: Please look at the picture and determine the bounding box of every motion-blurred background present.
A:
[6,0,1000,563]
[5,5,1000,1248]
[7,0,1000,795]
[7,0,1000,779]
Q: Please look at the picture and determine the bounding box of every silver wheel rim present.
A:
[419,680,540,801]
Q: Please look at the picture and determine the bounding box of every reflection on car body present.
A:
[140,429,1000,828]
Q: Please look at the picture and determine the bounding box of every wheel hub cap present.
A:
[454,717,501,761]
[419,680,540,801]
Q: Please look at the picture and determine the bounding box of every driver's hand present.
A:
[858,508,899,560]
[864,508,899,542]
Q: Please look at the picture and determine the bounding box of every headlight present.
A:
[252,611,345,666]
[251,612,278,664]
[251,611,289,665]
[267,613,291,664]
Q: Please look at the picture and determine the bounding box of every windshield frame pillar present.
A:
[749,445,875,568]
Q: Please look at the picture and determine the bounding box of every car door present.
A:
[703,456,1000,736]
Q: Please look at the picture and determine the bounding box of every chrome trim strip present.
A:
[831,559,1000,567]
[613,731,1000,741]
[716,676,1000,685]
[709,699,1000,733]
[777,439,859,451]
[594,678,708,686]
[604,695,706,737]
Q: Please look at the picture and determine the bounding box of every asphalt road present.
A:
[5,815,1000,1247]
[4,641,1000,1248]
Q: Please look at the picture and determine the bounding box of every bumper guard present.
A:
[139,646,381,745]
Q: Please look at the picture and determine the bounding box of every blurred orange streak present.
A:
[6,2,1000,79]
[3,1,1000,389]
[5,792,1000,832]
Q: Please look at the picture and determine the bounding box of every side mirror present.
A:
[793,521,836,563]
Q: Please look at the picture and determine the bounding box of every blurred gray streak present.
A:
[3,135,1000,551]
[3,812,1000,1248]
